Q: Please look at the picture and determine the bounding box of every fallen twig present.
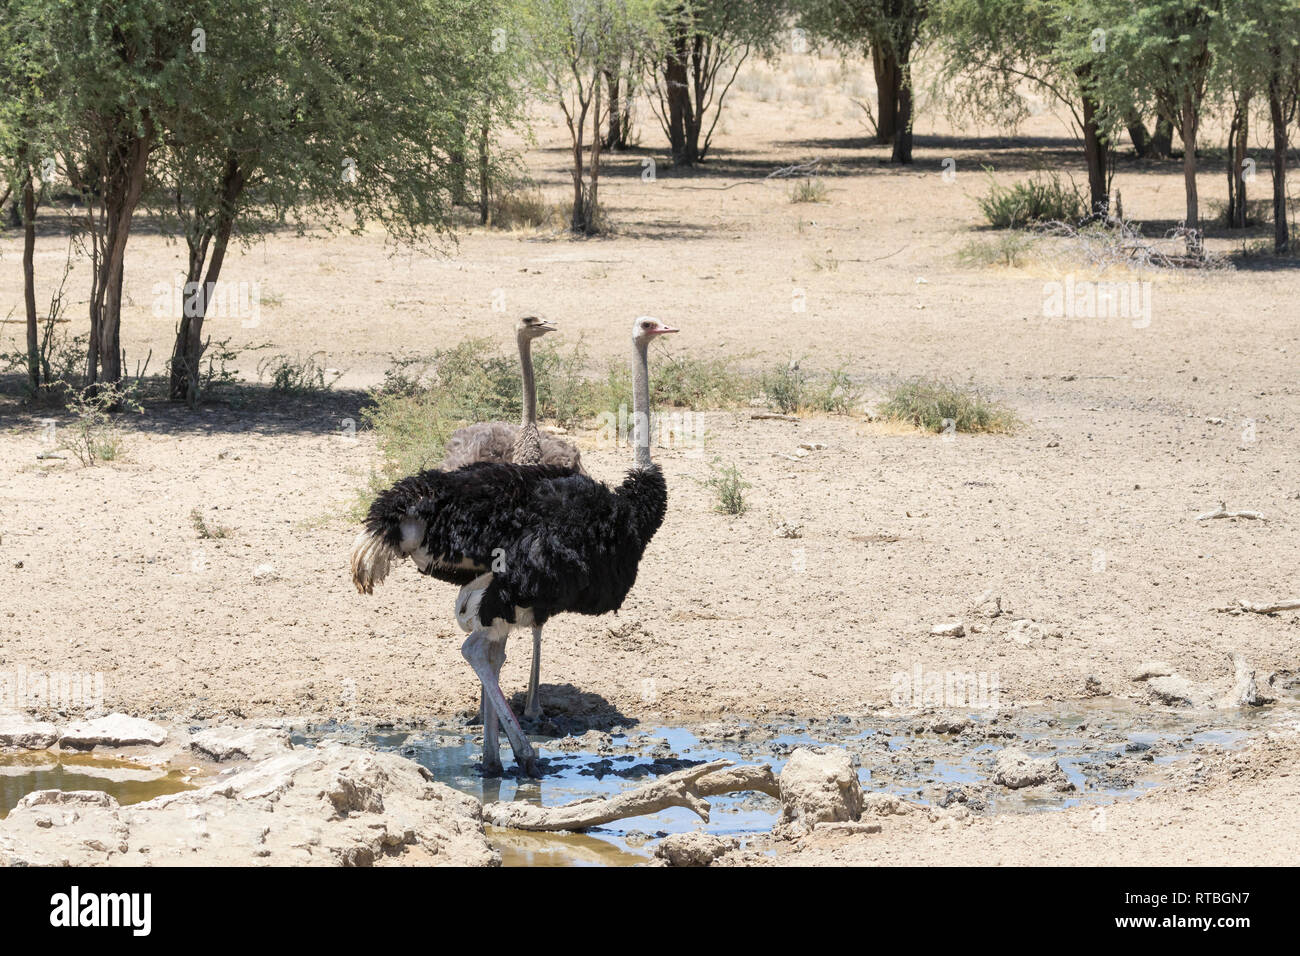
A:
[751,412,800,422]
[1215,598,1300,615]
[482,759,779,831]
[1196,501,1265,522]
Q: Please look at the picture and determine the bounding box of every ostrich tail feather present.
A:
[351,529,400,594]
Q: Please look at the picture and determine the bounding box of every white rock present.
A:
[189,726,293,762]
[59,714,168,749]
[992,748,1070,790]
[931,620,965,637]
[777,747,864,837]
[654,831,738,867]
[0,741,494,867]
[0,712,60,749]
[1131,661,1175,682]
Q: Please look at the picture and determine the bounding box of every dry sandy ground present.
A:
[2,54,1298,864]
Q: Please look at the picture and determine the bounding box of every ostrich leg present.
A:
[462,627,540,777]
[524,626,543,719]
[481,638,507,775]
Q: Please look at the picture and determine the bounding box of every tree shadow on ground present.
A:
[0,374,372,440]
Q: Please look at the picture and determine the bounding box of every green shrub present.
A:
[977,169,1086,229]
[879,379,1020,434]
[702,459,750,515]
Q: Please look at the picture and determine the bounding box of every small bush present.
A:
[258,353,342,395]
[702,460,750,515]
[788,178,829,204]
[57,382,142,465]
[879,379,1020,434]
[977,169,1086,229]
[957,231,1037,268]
[489,184,558,230]
[190,508,231,539]
[804,364,862,414]
[763,361,808,414]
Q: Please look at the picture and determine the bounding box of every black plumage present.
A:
[356,461,668,628]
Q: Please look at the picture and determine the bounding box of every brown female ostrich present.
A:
[441,313,583,472]
[351,316,676,775]
[442,312,583,720]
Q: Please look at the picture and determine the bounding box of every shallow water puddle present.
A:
[294,697,1294,866]
[0,752,194,819]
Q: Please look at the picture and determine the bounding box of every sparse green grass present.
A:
[361,340,866,484]
[702,459,750,515]
[977,169,1086,229]
[788,178,829,204]
[879,379,1020,434]
[190,508,232,539]
[957,231,1038,268]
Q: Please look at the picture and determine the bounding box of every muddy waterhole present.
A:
[6,695,1296,866]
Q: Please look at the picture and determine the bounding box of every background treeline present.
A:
[3,0,1299,405]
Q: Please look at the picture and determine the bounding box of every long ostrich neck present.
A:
[633,336,652,469]
[518,331,536,428]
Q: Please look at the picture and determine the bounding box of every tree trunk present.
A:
[1080,86,1109,216]
[606,69,621,149]
[871,46,900,144]
[890,64,913,164]
[664,17,694,165]
[1180,91,1200,244]
[478,107,490,226]
[21,155,39,392]
[1126,111,1151,158]
[1149,112,1174,159]
[1268,63,1290,254]
[90,121,153,387]
[169,150,245,404]
[1226,94,1251,229]
[585,74,604,234]
[570,93,589,232]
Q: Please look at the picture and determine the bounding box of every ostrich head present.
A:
[517,313,557,341]
[632,316,678,343]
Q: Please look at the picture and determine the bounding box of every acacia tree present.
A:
[1213,0,1300,246]
[1085,0,1226,245]
[647,0,787,166]
[526,0,661,233]
[46,0,196,387]
[1,0,65,393]
[800,0,928,163]
[935,0,1115,215]
[152,0,497,404]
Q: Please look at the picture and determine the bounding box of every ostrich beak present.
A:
[538,318,558,333]
[650,324,678,335]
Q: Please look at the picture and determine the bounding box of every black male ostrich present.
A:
[351,316,677,775]
[441,312,584,720]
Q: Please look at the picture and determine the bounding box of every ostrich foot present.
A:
[462,627,539,777]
